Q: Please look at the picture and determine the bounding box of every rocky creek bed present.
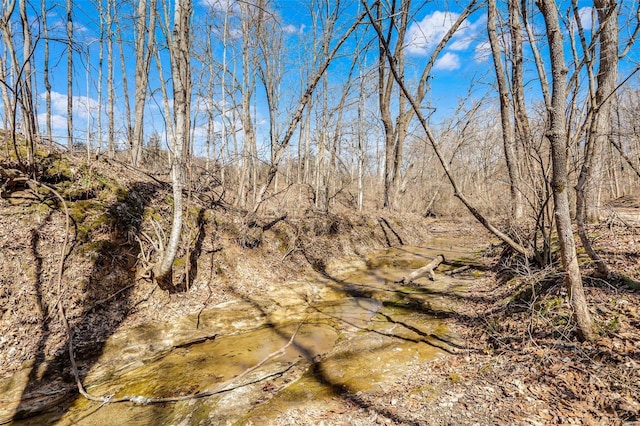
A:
[2,240,482,425]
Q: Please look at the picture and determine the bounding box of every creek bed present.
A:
[3,241,482,425]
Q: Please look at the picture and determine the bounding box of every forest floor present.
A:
[266,222,640,426]
[0,145,639,424]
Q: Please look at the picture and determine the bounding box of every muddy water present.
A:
[2,240,482,425]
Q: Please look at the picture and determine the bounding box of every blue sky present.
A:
[6,0,640,155]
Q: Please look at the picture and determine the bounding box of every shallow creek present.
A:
[2,239,482,425]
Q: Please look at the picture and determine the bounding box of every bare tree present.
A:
[236,1,259,208]
[42,0,51,142]
[67,0,73,150]
[0,38,10,131]
[116,12,133,151]
[372,0,479,209]
[538,0,595,341]
[251,7,367,214]
[374,0,410,209]
[18,0,37,165]
[95,0,105,155]
[107,0,115,158]
[153,0,192,284]
[131,0,158,166]
[487,0,522,221]
[1,0,38,167]
[573,0,620,278]
[362,0,530,257]
[0,0,17,139]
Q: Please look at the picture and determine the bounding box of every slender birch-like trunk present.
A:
[153,0,192,284]
[67,0,73,151]
[42,0,51,142]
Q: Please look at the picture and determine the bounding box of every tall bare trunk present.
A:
[131,0,157,166]
[42,0,51,142]
[0,50,10,132]
[0,1,18,152]
[67,0,73,151]
[96,0,104,155]
[18,0,36,165]
[487,0,521,221]
[508,0,529,218]
[107,0,115,159]
[153,0,192,284]
[236,3,257,209]
[575,0,618,277]
[116,23,133,149]
[538,0,596,341]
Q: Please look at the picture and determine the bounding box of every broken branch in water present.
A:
[399,254,445,284]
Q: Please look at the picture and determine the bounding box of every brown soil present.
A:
[1,148,639,425]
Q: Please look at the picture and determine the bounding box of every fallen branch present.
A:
[400,254,445,284]
[445,265,471,276]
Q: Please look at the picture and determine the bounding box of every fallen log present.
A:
[400,254,445,284]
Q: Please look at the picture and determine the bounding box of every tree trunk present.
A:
[107,0,115,159]
[153,0,192,284]
[42,0,52,142]
[487,0,521,222]
[116,22,133,150]
[16,0,37,166]
[131,0,157,167]
[574,0,618,278]
[96,1,104,155]
[67,0,73,151]
[538,0,596,341]
[508,0,529,219]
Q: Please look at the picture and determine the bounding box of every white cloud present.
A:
[449,36,473,51]
[283,23,305,35]
[434,52,461,70]
[200,0,239,13]
[75,22,90,34]
[406,11,459,55]
[46,91,99,119]
[450,15,486,51]
[37,113,67,131]
[473,40,491,63]
[405,12,485,56]
[576,6,593,31]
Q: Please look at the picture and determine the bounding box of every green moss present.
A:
[272,228,291,254]
[143,209,163,222]
[68,200,112,242]
[77,240,118,257]
[25,202,52,218]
